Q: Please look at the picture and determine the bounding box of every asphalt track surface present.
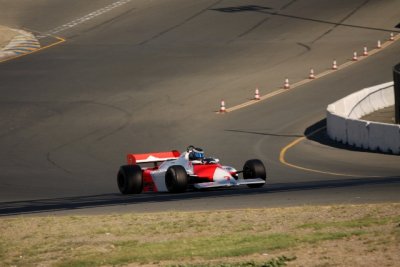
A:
[0,0,399,216]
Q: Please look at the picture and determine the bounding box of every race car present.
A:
[117,145,266,194]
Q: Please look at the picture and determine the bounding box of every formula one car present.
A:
[117,145,266,194]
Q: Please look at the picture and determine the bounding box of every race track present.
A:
[0,0,399,216]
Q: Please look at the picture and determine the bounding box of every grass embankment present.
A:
[0,203,399,267]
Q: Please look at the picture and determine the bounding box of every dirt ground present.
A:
[0,25,17,49]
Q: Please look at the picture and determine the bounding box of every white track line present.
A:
[37,0,131,38]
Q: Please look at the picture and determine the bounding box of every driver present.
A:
[188,146,205,162]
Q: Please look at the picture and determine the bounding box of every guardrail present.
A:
[394,63,400,123]
[326,81,400,154]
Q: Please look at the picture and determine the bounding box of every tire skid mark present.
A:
[45,100,132,173]
[45,128,108,174]
[139,0,223,45]
[260,9,399,35]
[280,0,299,10]
[0,100,132,174]
[234,0,398,43]
[77,7,136,37]
[236,16,271,39]
[0,101,64,140]
[92,101,132,142]
[46,152,73,174]
[311,0,370,43]
[297,42,311,52]
[235,0,298,39]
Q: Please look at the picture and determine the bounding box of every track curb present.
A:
[0,28,41,61]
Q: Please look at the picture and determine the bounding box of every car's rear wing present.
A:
[127,150,181,165]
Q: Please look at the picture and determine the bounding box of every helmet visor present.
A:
[193,151,204,159]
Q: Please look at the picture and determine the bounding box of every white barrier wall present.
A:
[327,82,400,154]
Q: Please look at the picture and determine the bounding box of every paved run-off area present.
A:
[362,105,395,124]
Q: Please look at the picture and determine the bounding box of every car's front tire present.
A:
[117,165,143,194]
[243,159,266,188]
[165,165,188,193]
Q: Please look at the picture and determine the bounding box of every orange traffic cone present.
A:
[219,100,226,113]
[284,78,290,89]
[309,68,315,79]
[254,88,260,100]
[363,46,368,56]
[332,60,338,70]
[352,51,358,61]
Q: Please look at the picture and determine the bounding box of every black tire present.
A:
[117,165,143,194]
[165,165,188,193]
[243,159,266,188]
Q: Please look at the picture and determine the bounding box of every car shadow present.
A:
[1,175,399,216]
[225,129,303,138]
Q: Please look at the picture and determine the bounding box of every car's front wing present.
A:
[193,178,265,189]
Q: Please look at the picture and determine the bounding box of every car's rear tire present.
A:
[165,165,188,193]
[117,165,143,194]
[243,159,266,188]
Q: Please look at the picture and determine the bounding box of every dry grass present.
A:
[0,203,399,267]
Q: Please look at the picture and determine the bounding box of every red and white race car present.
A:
[117,145,266,194]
